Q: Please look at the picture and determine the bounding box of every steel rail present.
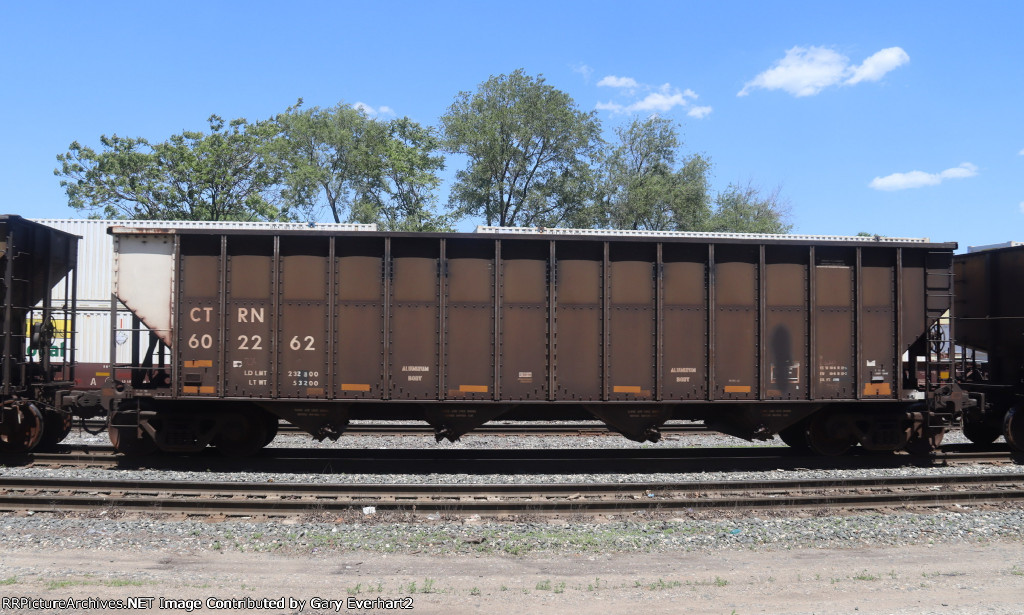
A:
[0,473,1022,516]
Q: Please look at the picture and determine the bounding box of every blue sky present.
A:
[2,0,1020,250]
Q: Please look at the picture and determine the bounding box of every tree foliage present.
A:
[590,116,711,231]
[273,101,368,223]
[707,181,792,233]
[441,69,603,227]
[55,115,284,221]
[348,117,449,231]
[54,70,796,234]
[275,102,448,230]
[585,116,790,234]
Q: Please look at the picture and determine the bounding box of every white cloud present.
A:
[687,105,713,119]
[572,64,594,82]
[597,75,639,88]
[630,90,689,112]
[869,162,978,191]
[1020,201,1024,214]
[739,46,847,97]
[845,47,910,85]
[353,102,395,117]
[1019,148,1024,155]
[596,81,708,117]
[595,101,626,113]
[739,45,909,97]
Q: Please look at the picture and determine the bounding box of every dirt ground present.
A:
[2,542,1023,614]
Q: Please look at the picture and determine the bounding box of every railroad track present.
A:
[10,443,1018,474]
[1,473,1022,517]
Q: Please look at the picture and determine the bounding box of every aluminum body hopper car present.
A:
[0,215,79,453]
[954,243,1024,449]
[97,225,969,456]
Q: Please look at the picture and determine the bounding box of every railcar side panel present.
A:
[445,239,495,400]
[177,235,222,397]
[661,244,708,400]
[607,243,656,401]
[813,247,856,399]
[713,245,759,400]
[498,241,548,401]
[389,239,440,400]
[278,237,330,399]
[764,247,808,400]
[224,236,274,398]
[554,242,603,401]
[335,238,386,399]
[859,249,897,398]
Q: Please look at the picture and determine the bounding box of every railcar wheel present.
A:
[108,409,158,456]
[35,410,74,451]
[215,412,268,457]
[778,422,811,452]
[1003,407,1024,453]
[806,412,855,456]
[0,401,45,454]
[962,422,1001,446]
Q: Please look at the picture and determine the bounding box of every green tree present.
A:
[348,117,450,231]
[55,115,284,221]
[592,116,711,231]
[707,181,792,233]
[273,101,370,223]
[441,69,603,227]
[275,102,447,230]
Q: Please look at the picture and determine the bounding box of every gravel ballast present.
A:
[3,428,1024,614]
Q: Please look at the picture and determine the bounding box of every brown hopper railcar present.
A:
[92,226,969,456]
[0,215,79,453]
[954,244,1024,448]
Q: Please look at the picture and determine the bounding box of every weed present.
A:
[853,571,879,581]
[0,577,17,586]
[648,578,682,590]
[536,579,552,591]
[347,583,362,596]
[500,585,508,592]
[1010,566,1024,577]
[554,581,566,594]
[470,587,481,596]
[46,580,86,590]
[104,579,147,587]
[421,578,436,593]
